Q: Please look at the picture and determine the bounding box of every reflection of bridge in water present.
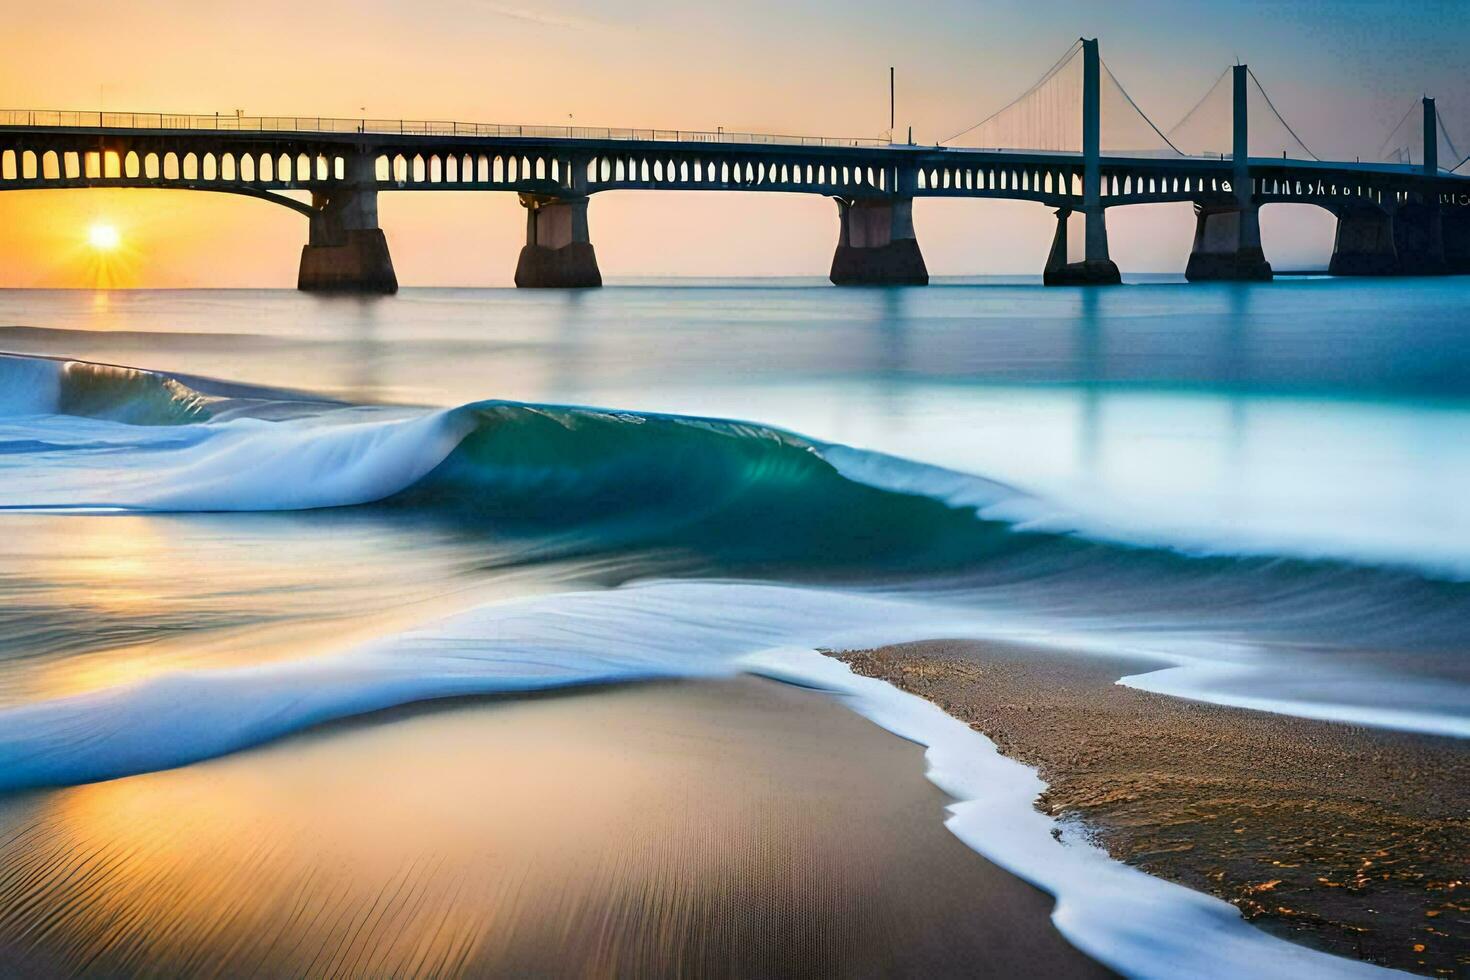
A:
[3,39,1467,292]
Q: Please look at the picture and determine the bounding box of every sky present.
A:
[1,0,1466,286]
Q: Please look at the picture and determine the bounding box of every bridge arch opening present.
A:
[575,189,835,280]
[0,185,313,286]
[911,198,1055,277]
[1258,202,1337,271]
[1099,201,1196,276]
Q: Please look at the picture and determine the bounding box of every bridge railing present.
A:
[0,110,889,148]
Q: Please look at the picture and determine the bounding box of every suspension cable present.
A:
[1101,59,1184,155]
[1435,106,1460,167]
[940,39,1083,146]
[1165,67,1229,143]
[1245,67,1317,160]
[1375,99,1419,159]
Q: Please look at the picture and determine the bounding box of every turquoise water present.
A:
[4,276,1467,569]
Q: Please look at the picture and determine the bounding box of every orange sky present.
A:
[2,0,1460,287]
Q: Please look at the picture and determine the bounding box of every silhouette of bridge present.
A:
[3,38,1467,291]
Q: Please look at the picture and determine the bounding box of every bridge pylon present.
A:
[1185,65,1271,281]
[298,152,397,293]
[1043,39,1120,286]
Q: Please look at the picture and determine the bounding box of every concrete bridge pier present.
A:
[298,155,397,293]
[829,197,928,285]
[1443,207,1470,275]
[1043,208,1121,286]
[1392,200,1447,276]
[1328,206,1399,276]
[1331,200,1450,276]
[1185,204,1272,281]
[515,194,601,288]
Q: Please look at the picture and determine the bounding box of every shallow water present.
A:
[0,277,1466,975]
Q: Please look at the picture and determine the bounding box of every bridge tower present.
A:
[1043,38,1121,286]
[1185,65,1272,281]
[1336,96,1449,276]
[1391,96,1447,274]
[298,151,397,293]
[1423,95,1439,177]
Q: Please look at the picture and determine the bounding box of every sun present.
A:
[87,222,121,251]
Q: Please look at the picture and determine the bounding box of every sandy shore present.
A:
[833,641,1469,977]
[0,676,1107,978]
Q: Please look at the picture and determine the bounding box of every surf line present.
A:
[744,647,1398,980]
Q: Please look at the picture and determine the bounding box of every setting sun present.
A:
[87,222,120,251]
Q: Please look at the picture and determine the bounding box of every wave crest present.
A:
[0,354,212,425]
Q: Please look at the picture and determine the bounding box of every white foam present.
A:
[0,406,474,512]
[139,409,476,511]
[747,648,1403,979]
[3,579,1463,788]
[1119,661,1470,739]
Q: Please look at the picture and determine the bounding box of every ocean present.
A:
[0,276,1466,976]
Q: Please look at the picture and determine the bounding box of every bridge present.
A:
[2,38,1467,292]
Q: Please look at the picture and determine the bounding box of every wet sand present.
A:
[0,676,1107,978]
[834,641,1469,977]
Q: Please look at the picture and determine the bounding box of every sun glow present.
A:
[87,222,121,251]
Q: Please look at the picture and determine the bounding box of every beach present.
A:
[0,677,1108,978]
[834,641,1470,976]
